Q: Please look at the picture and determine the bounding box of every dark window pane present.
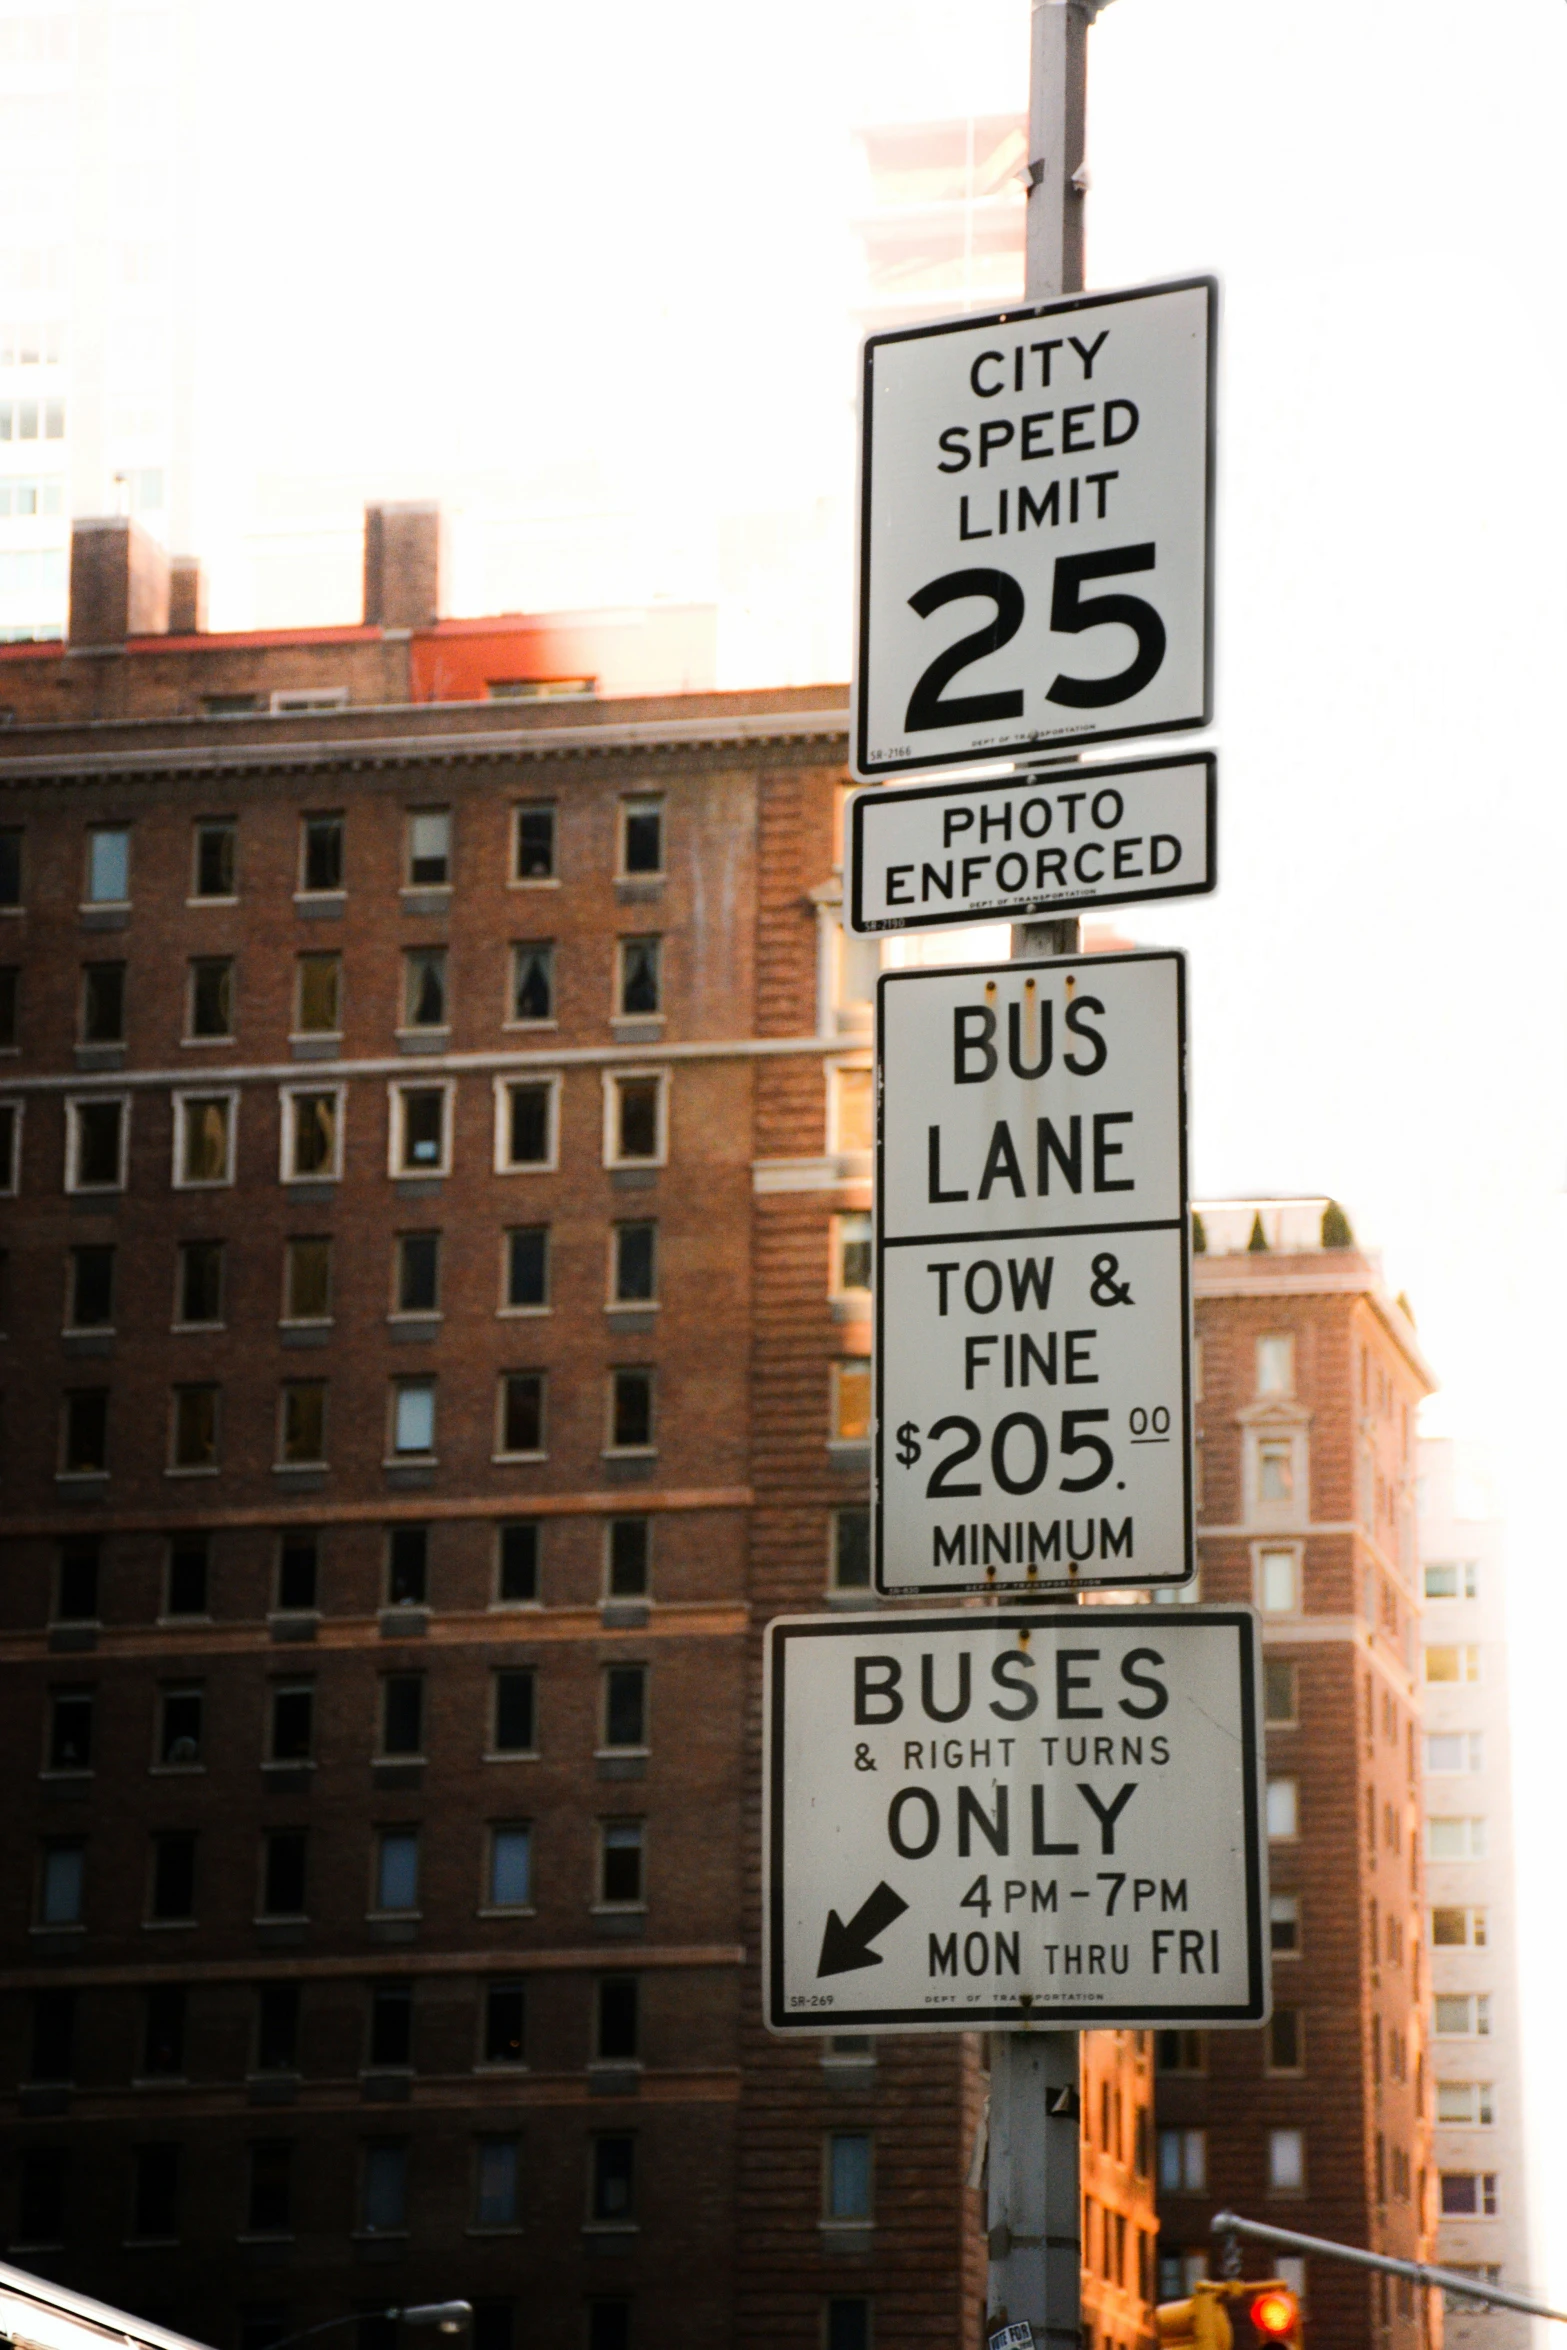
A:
[611,1371,652,1450]
[597,1978,638,2062]
[827,2300,870,2350]
[608,1519,648,1597]
[302,818,342,893]
[623,807,662,874]
[511,946,552,1022]
[587,2307,629,2350]
[506,1226,547,1307]
[361,2142,407,2233]
[270,1688,314,1762]
[613,1224,655,1302]
[407,811,450,887]
[382,1676,424,1755]
[601,1827,642,1905]
[0,965,18,1048]
[404,951,446,1028]
[616,1078,658,1161]
[618,939,660,1016]
[195,824,235,898]
[256,1984,300,2073]
[484,1983,525,2065]
[17,2148,66,2246]
[514,808,554,880]
[247,2142,292,2234]
[262,1831,307,1917]
[277,1533,318,1611]
[592,2135,634,2221]
[507,1085,549,1165]
[604,1668,645,1749]
[160,1689,203,1764]
[0,829,20,906]
[57,1538,99,1621]
[29,1989,75,2082]
[142,1986,186,2078]
[290,1094,337,1177]
[502,1374,543,1455]
[369,1983,412,2069]
[75,1100,123,1184]
[63,1390,109,1473]
[167,1536,210,1616]
[471,2306,514,2350]
[189,959,233,1037]
[81,963,125,1044]
[397,1233,440,1313]
[48,1691,93,1771]
[179,1240,224,1325]
[400,1089,445,1168]
[834,1509,871,1591]
[70,1244,115,1328]
[1269,2009,1302,2069]
[151,1833,196,1920]
[497,1522,538,1603]
[133,2144,179,2239]
[172,1384,219,1469]
[387,1526,427,1606]
[493,1671,535,1753]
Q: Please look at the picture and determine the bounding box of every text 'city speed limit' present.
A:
[874,952,1193,1595]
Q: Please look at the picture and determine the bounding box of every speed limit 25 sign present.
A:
[852,277,1216,779]
[873,952,1194,1597]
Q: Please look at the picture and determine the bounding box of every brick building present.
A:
[1154,1200,1438,2350]
[0,509,1156,2350]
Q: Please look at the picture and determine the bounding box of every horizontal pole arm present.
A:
[1210,2211,1567,2326]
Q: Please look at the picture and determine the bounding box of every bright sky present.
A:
[194,0,1567,2290]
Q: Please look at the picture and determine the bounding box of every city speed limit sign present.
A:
[852,277,1216,779]
[873,952,1193,1596]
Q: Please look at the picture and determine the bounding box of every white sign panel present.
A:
[853,276,1216,780]
[848,753,1216,936]
[874,952,1192,1594]
[764,1608,1268,2032]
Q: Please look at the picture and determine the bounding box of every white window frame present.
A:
[499,1225,551,1319]
[183,954,235,1044]
[1267,2127,1305,2194]
[189,818,238,905]
[291,949,342,1040]
[594,1818,647,1914]
[831,1210,873,1302]
[618,794,665,881]
[505,941,556,1031]
[1255,1332,1295,1397]
[510,801,559,888]
[280,1237,333,1330]
[827,1058,873,1157]
[494,1370,548,1463]
[398,943,450,1035]
[482,1822,535,1918]
[0,1095,22,1194]
[601,1067,668,1170]
[388,1376,437,1463]
[604,1367,657,1459]
[279,1084,346,1184]
[271,686,349,716]
[171,1088,238,1190]
[388,1079,455,1179]
[614,934,663,1023]
[1245,1424,1308,1526]
[65,1093,129,1194]
[296,812,346,900]
[493,1072,561,1174]
[84,824,131,908]
[403,805,452,891]
[831,1357,872,1447]
[1254,1542,1302,1616]
[1266,1778,1299,1841]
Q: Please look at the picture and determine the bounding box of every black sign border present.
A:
[851,275,1219,782]
[848,750,1218,934]
[872,949,1194,1597]
[763,1605,1267,2033]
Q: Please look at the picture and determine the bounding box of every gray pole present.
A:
[985,9,1113,2345]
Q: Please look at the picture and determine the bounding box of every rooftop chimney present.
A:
[68,517,171,648]
[168,555,206,636]
[363,501,442,631]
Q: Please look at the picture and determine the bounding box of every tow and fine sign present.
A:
[875,951,1192,1596]
[853,276,1216,778]
[764,1609,1267,2032]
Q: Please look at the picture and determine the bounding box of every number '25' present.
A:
[904,546,1167,732]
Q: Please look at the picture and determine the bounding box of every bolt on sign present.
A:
[763,1609,1268,2033]
[852,276,1216,780]
[874,951,1192,1596]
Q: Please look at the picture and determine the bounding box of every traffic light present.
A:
[1155,2280,1300,2350]
[1155,2285,1233,2350]
[1244,2285,1301,2350]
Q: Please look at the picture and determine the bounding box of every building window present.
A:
[607,1518,649,1598]
[392,1083,451,1175]
[826,2301,871,2350]
[597,1977,638,2062]
[16,2147,67,2249]
[54,1538,98,1625]
[170,1384,219,1471]
[1266,1779,1298,1840]
[277,1532,319,1612]
[1157,2128,1207,2193]
[0,965,16,1050]
[495,1076,558,1172]
[173,1237,224,1326]
[513,805,555,881]
[39,1839,85,1927]
[61,1389,110,1476]
[1426,1731,1484,1774]
[496,1522,539,1604]
[498,1372,545,1458]
[405,809,451,888]
[245,2142,292,2237]
[833,1212,872,1296]
[295,953,341,1036]
[142,1986,185,2079]
[67,1243,115,1330]
[1435,1994,1491,2037]
[830,1063,873,1154]
[605,1071,665,1166]
[831,1359,871,1444]
[67,1096,128,1191]
[193,820,236,900]
[1267,2011,1303,2073]
[132,2145,180,2242]
[504,1225,549,1309]
[1258,1547,1299,1613]
[1425,1560,1479,1600]
[608,1368,654,1453]
[175,1092,235,1186]
[611,1221,656,1304]
[279,1381,327,1466]
[360,2143,408,2235]
[187,957,234,1040]
[831,1507,872,1592]
[394,1231,440,1316]
[381,1675,425,1757]
[283,1237,333,1324]
[620,797,663,876]
[47,1689,94,1774]
[149,1832,197,1922]
[599,1821,644,1907]
[487,1824,533,1910]
[510,943,554,1024]
[826,2132,873,2223]
[256,1983,300,2073]
[157,1685,203,1767]
[367,1982,413,2069]
[603,1666,647,1752]
[165,1535,209,1617]
[617,937,661,1017]
[269,1684,315,1763]
[1440,2173,1499,2219]
[387,1526,428,1606]
[491,1670,536,1756]
[1256,1334,1294,1395]
[475,2136,519,2229]
[81,963,126,1044]
[283,1088,342,1181]
[374,1830,420,1915]
[86,826,130,905]
[0,827,20,908]
[1436,2082,1495,2126]
[484,1982,526,2065]
[1155,2031,1206,2075]
[1428,1816,1487,1860]
[1268,2129,1305,2193]
[0,1097,18,1192]
[1256,1438,1295,1503]
[591,2135,635,2223]
[261,1829,308,1919]
[300,815,343,895]
[402,947,447,1031]
[1432,1906,1487,1947]
[1263,1661,1298,1727]
[1425,1644,1481,1684]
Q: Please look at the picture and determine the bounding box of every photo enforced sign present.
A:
[874,952,1193,1596]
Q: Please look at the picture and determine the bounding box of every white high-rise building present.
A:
[1418,1437,1537,2345]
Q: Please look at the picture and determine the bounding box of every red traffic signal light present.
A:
[1248,2288,1300,2344]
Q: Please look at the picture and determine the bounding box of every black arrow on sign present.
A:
[817,1881,910,1978]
